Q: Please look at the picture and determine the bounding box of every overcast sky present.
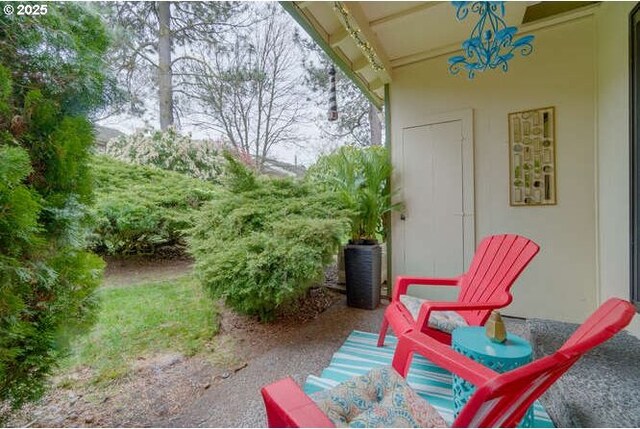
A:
[97,4,335,167]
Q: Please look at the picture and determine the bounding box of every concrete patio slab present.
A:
[529,318,640,428]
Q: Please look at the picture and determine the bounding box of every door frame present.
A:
[397,108,475,274]
[629,3,640,310]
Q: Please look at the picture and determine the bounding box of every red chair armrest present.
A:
[261,378,335,428]
[415,300,511,330]
[393,330,497,386]
[393,275,462,301]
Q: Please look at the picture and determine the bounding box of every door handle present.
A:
[400,213,406,221]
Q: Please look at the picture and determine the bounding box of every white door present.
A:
[399,111,474,278]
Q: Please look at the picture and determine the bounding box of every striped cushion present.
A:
[400,295,468,334]
[310,366,446,428]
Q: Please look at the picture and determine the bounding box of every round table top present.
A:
[452,326,532,360]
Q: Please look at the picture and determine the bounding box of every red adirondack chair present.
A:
[260,298,635,428]
[378,234,540,347]
[392,298,636,427]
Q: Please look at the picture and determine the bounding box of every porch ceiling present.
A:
[282,1,599,106]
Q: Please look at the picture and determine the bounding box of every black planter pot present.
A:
[344,243,381,310]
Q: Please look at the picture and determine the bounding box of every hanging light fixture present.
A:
[448,1,535,78]
[327,65,338,121]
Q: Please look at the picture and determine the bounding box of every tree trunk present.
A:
[369,102,382,146]
[157,1,174,130]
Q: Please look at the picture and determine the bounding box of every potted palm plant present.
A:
[308,146,400,309]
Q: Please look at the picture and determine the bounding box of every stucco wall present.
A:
[390,16,598,322]
[596,2,640,337]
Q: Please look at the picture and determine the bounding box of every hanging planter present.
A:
[328,65,338,121]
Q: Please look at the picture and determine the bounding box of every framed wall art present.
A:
[509,106,556,206]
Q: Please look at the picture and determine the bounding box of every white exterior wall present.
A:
[390,16,598,322]
[596,2,640,337]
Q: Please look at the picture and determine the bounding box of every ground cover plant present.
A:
[89,156,219,256]
[190,157,350,320]
[0,4,116,416]
[62,275,218,384]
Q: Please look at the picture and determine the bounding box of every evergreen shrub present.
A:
[190,157,349,320]
[0,4,115,414]
[89,156,219,255]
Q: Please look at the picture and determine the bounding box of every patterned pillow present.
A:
[310,366,447,428]
[399,295,468,334]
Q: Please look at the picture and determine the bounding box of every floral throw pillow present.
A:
[310,366,447,428]
[399,295,468,334]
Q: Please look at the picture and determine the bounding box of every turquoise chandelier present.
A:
[448,1,534,78]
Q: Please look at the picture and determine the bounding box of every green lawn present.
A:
[63,275,219,384]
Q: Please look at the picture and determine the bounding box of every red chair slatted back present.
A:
[458,234,540,325]
[453,298,636,428]
[559,298,636,354]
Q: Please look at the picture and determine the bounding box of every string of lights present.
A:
[332,2,385,73]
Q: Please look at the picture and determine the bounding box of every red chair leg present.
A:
[261,378,335,428]
[391,336,415,377]
[377,316,389,347]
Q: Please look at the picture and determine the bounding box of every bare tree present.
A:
[183,5,302,171]
[102,1,243,130]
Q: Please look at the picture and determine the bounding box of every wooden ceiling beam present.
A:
[390,3,599,69]
[352,56,370,73]
[279,1,384,108]
[369,2,440,28]
[334,2,393,83]
[328,27,349,48]
[369,78,384,91]
[296,1,312,10]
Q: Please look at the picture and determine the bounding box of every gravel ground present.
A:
[527,318,640,428]
[157,299,387,427]
[7,261,387,428]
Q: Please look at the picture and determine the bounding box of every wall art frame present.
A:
[508,106,556,206]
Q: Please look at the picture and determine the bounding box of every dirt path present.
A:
[102,256,194,287]
[158,300,386,427]
[8,260,381,428]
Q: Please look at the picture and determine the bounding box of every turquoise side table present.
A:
[451,326,534,428]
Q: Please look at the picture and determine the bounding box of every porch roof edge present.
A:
[279,1,384,109]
